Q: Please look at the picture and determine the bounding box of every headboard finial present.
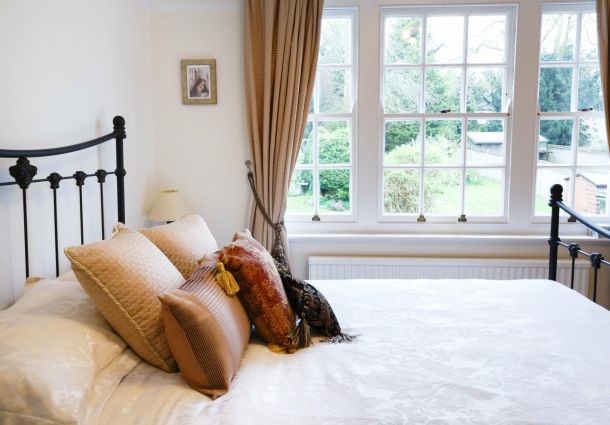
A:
[549,184,563,204]
[113,115,125,128]
[9,157,38,189]
[113,116,126,139]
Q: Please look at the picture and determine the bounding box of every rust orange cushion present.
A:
[219,233,295,352]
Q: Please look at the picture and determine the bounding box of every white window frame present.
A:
[286,7,359,223]
[378,4,517,224]
[286,0,607,238]
[532,2,608,223]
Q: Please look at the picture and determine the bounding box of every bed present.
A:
[1,118,610,425]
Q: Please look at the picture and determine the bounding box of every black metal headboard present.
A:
[0,115,126,278]
[548,184,609,303]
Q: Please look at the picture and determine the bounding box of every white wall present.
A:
[0,0,156,308]
[149,3,251,246]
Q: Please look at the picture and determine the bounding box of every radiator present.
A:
[308,256,590,296]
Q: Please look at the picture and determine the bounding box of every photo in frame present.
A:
[181,59,217,105]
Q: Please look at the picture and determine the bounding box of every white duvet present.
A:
[80,279,610,425]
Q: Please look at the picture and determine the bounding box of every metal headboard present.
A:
[0,115,126,278]
[548,184,609,303]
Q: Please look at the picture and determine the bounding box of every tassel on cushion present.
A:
[215,262,240,296]
[287,317,312,350]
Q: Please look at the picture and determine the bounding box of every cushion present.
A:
[0,279,126,424]
[219,232,296,352]
[64,226,184,372]
[276,266,342,337]
[140,214,218,279]
[159,264,250,399]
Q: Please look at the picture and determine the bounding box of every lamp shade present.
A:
[148,189,193,222]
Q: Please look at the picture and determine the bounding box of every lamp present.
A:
[148,189,193,223]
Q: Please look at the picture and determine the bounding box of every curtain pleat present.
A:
[244,0,323,252]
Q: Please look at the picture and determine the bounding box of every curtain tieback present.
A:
[245,160,286,244]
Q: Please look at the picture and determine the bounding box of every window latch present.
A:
[580,107,593,112]
[440,109,452,114]
[417,214,426,223]
[312,214,321,222]
[458,214,467,223]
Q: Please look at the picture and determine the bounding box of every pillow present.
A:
[141,214,218,279]
[0,279,126,424]
[219,233,296,353]
[159,264,250,399]
[276,266,342,337]
[65,226,184,372]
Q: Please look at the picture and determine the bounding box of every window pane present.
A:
[425,68,461,113]
[384,69,420,113]
[297,121,313,165]
[426,16,464,64]
[538,67,573,112]
[384,16,422,64]
[424,169,461,214]
[466,67,503,112]
[540,13,576,61]
[580,13,599,61]
[319,120,350,164]
[467,15,506,64]
[287,169,313,214]
[466,119,504,166]
[578,119,610,166]
[539,119,573,165]
[535,168,571,215]
[465,168,504,216]
[425,120,462,165]
[319,18,352,65]
[575,168,609,215]
[578,66,603,112]
[384,120,420,165]
[383,169,420,214]
[318,69,350,113]
[319,169,350,213]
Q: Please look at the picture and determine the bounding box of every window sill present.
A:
[287,232,610,246]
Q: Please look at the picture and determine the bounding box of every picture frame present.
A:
[181,59,217,105]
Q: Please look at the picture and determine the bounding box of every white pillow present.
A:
[0,279,127,424]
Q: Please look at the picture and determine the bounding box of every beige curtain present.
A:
[244,0,323,251]
[599,0,610,146]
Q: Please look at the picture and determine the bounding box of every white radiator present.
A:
[308,256,590,296]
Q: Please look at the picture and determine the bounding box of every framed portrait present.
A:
[181,59,217,105]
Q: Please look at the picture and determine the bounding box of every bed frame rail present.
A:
[0,116,126,278]
[548,184,610,302]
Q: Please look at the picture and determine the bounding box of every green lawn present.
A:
[288,177,521,216]
[287,195,314,214]
[431,177,502,215]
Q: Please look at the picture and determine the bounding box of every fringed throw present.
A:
[245,161,360,347]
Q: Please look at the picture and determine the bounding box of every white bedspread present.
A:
[86,279,610,425]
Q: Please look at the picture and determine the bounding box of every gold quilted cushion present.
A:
[140,215,218,279]
[64,227,184,372]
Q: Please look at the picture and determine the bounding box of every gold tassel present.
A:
[215,262,240,296]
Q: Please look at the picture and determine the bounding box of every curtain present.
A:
[244,0,323,252]
[599,0,610,146]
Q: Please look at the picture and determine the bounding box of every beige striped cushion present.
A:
[141,215,218,279]
[64,227,184,372]
[159,265,251,399]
